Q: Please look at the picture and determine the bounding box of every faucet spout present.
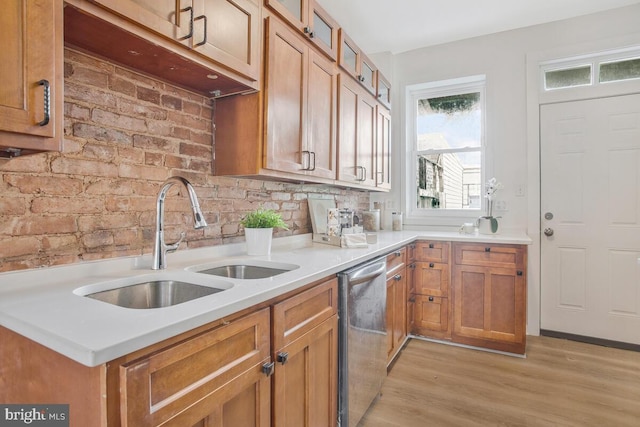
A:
[152,176,208,270]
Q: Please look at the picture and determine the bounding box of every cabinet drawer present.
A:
[273,278,338,350]
[453,243,526,269]
[413,261,449,297]
[120,308,270,427]
[414,241,450,263]
[386,247,406,276]
[411,295,449,335]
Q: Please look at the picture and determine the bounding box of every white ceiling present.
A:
[316,0,640,54]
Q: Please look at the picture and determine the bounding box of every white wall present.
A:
[371,4,640,334]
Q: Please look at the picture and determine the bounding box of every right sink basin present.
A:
[189,260,300,280]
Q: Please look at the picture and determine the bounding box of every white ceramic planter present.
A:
[244,228,273,256]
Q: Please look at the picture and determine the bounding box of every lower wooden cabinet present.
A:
[272,278,338,427]
[386,248,407,364]
[451,243,527,354]
[407,241,528,355]
[0,276,340,427]
[120,308,272,427]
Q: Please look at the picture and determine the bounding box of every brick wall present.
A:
[0,49,370,272]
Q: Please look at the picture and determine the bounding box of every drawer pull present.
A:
[429,262,434,268]
[485,247,491,252]
[517,271,523,276]
[428,296,434,302]
[395,251,402,257]
[262,361,275,376]
[276,351,289,365]
[394,274,402,281]
[429,243,434,249]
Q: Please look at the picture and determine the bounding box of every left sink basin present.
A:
[80,277,231,309]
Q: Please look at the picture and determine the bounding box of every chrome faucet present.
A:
[152,176,208,270]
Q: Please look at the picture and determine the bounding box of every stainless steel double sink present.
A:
[81,261,299,309]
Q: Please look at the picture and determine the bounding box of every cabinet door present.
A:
[386,270,407,363]
[413,261,449,297]
[1,0,62,154]
[265,0,306,30]
[452,264,526,354]
[308,1,338,60]
[264,17,307,175]
[337,75,376,187]
[120,308,271,426]
[376,105,391,189]
[337,74,359,182]
[307,50,337,179]
[92,0,192,41]
[192,0,261,81]
[273,316,338,427]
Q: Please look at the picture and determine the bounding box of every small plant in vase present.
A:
[479,177,503,234]
[241,208,288,255]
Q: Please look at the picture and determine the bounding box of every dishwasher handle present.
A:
[344,261,386,286]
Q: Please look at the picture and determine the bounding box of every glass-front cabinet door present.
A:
[338,29,378,96]
[266,0,339,60]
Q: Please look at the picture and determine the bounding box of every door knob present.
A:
[544,228,554,236]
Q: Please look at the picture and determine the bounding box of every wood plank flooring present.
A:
[359,336,640,426]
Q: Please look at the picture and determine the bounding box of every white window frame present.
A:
[403,75,486,227]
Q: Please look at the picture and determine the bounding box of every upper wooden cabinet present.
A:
[338,30,377,96]
[265,0,339,60]
[377,71,391,109]
[0,0,63,157]
[215,16,337,183]
[65,0,260,96]
[337,74,377,187]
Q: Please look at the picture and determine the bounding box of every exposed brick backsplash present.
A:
[0,48,370,272]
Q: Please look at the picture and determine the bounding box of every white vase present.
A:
[245,228,273,256]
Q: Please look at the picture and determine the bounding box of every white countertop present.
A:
[0,230,531,367]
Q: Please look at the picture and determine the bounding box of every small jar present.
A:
[392,212,403,231]
[362,209,380,231]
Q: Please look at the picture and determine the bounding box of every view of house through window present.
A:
[415,85,483,210]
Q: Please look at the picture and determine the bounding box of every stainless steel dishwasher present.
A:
[337,256,387,427]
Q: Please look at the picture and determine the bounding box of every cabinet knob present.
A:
[429,262,434,268]
[358,75,365,82]
[485,247,491,252]
[395,251,402,257]
[429,243,434,249]
[409,296,415,303]
[394,274,402,281]
[276,351,289,365]
[428,296,434,302]
[517,271,523,276]
[262,361,275,376]
[409,263,415,269]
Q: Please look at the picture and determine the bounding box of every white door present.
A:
[540,93,640,345]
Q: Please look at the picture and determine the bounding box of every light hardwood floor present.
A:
[360,336,640,426]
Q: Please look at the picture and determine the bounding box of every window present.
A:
[406,75,485,219]
[541,47,640,91]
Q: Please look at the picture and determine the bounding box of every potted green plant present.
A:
[240,208,288,255]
